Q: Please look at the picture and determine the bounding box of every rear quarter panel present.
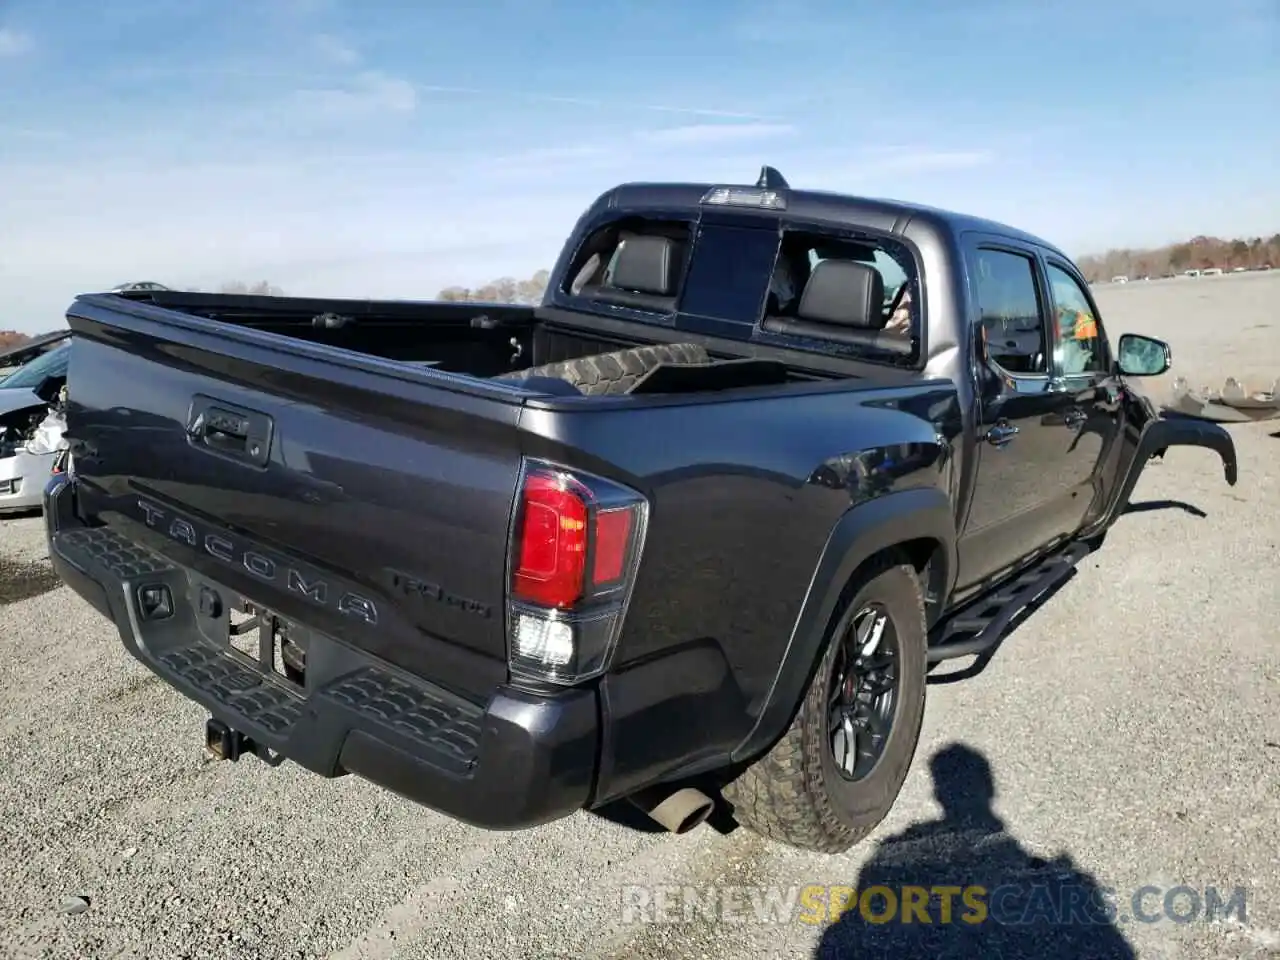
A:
[519,379,962,793]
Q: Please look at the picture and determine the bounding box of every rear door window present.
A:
[972,248,1049,376]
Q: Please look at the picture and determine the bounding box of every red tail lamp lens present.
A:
[512,472,587,609]
[591,507,633,586]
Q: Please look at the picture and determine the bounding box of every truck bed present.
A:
[104,289,803,387]
[105,289,921,389]
[58,289,940,698]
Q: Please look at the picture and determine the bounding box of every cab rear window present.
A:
[562,217,692,316]
[678,223,779,323]
[559,212,920,364]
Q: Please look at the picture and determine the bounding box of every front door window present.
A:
[1045,263,1106,376]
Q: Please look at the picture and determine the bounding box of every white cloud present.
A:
[873,150,995,173]
[0,134,1014,333]
[480,144,619,178]
[292,70,417,116]
[0,28,33,57]
[0,148,591,329]
[313,33,359,66]
[637,104,776,120]
[405,87,775,121]
[0,124,64,141]
[635,122,796,146]
[271,0,336,14]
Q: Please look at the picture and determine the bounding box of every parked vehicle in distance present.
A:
[108,281,171,294]
[1,339,70,514]
[45,168,1239,853]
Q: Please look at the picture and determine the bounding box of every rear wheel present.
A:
[722,553,928,853]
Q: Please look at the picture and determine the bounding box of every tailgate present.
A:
[62,295,532,696]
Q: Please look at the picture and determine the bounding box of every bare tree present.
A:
[435,268,550,305]
[220,280,285,296]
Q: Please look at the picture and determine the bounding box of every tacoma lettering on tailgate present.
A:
[135,498,379,625]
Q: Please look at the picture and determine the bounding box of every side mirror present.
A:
[1116,333,1171,377]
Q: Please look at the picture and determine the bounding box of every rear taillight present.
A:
[507,458,648,684]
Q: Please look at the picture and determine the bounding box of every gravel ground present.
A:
[1,272,1278,960]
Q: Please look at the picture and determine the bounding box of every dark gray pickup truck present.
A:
[44,167,1238,854]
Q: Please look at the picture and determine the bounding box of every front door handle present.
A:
[986,422,1019,446]
[1063,408,1087,430]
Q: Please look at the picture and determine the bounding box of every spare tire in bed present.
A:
[496,342,709,396]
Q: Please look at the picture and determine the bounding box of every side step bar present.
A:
[927,540,1092,663]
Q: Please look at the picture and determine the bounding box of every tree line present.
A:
[1075,233,1279,283]
[0,330,31,350]
[216,280,284,296]
[436,269,550,305]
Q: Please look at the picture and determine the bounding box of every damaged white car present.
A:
[0,340,70,515]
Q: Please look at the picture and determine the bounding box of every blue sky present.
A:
[1,0,1277,332]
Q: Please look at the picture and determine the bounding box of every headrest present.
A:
[610,235,675,296]
[797,260,886,329]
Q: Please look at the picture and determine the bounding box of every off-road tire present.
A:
[722,552,929,854]
[498,343,708,396]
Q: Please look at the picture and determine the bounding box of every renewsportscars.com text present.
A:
[620,883,1248,927]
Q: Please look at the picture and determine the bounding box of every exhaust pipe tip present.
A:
[628,786,716,835]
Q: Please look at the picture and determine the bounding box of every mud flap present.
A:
[1088,415,1238,535]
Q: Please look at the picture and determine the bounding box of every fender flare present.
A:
[729,486,957,764]
[1084,414,1238,537]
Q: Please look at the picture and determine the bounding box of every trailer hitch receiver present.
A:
[205,717,253,762]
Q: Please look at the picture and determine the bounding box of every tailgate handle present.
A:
[187,396,273,468]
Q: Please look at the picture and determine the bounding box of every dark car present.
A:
[0,330,69,381]
[43,168,1236,854]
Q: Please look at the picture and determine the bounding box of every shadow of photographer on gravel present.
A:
[815,743,1135,959]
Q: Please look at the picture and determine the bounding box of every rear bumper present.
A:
[42,475,598,830]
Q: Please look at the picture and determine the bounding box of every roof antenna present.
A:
[756,165,789,190]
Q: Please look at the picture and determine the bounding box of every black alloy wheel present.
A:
[827,603,899,782]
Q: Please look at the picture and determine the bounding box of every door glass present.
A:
[973,249,1047,375]
[1046,263,1106,375]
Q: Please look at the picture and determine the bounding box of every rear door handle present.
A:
[985,422,1019,446]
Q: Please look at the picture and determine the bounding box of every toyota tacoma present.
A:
[43,168,1238,853]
